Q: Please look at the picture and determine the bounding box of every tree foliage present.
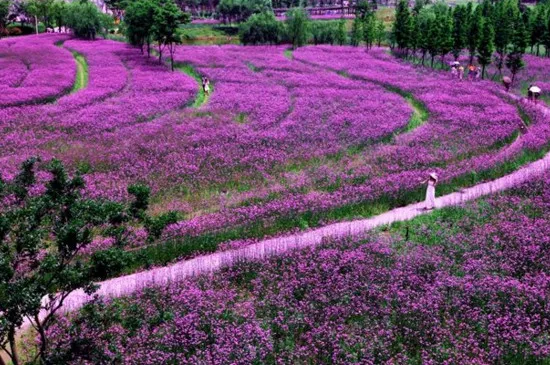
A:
[0,158,174,364]
[285,7,309,49]
[0,0,10,37]
[65,0,112,39]
[239,11,281,45]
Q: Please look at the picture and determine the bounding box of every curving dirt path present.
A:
[44,97,550,316]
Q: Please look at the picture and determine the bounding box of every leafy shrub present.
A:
[239,11,281,45]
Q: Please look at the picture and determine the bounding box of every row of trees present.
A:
[349,1,385,48]
[238,2,387,48]
[0,0,112,39]
[391,0,549,80]
[239,7,347,47]
[124,0,190,70]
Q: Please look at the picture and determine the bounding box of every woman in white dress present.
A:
[422,173,438,210]
[203,78,210,96]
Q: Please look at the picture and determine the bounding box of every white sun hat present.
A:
[429,172,438,180]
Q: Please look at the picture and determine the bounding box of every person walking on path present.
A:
[451,65,458,78]
[203,78,210,96]
[468,65,476,81]
[529,85,541,104]
[458,65,464,81]
[502,76,512,92]
[422,173,438,210]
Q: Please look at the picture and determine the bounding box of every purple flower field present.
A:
[3,36,550,255]
[3,33,550,364]
[44,171,550,364]
[0,34,75,106]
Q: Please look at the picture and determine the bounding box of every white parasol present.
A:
[529,86,541,94]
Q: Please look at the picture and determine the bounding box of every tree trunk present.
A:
[8,329,19,365]
[482,64,486,79]
[36,315,49,363]
[35,16,38,35]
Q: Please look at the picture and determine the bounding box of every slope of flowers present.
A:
[45,172,550,364]
[3,40,548,257]
[0,34,75,106]
[159,46,544,242]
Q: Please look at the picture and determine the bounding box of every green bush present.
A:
[65,1,112,39]
[310,21,341,45]
[239,11,281,45]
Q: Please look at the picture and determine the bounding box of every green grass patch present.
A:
[246,62,262,72]
[234,112,248,124]
[177,24,239,45]
[284,49,294,60]
[71,51,89,93]
[174,62,212,108]
[55,41,89,93]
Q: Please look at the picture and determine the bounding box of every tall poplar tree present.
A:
[467,6,482,64]
[477,18,494,79]
[393,0,411,53]
[506,14,528,83]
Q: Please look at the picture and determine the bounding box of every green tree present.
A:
[285,7,309,49]
[124,0,156,55]
[375,17,385,47]
[50,0,67,30]
[492,0,516,76]
[336,17,347,46]
[217,0,271,23]
[467,6,482,64]
[435,9,453,66]
[417,9,435,66]
[0,0,10,38]
[506,14,528,83]
[311,20,338,45]
[529,5,547,56]
[543,9,550,57]
[0,158,132,364]
[239,11,281,45]
[151,0,187,70]
[363,13,376,49]
[451,4,468,60]
[477,18,494,79]
[65,0,112,39]
[393,0,411,53]
[350,14,362,46]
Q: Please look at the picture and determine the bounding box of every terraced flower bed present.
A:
[0,34,75,107]
[2,36,550,265]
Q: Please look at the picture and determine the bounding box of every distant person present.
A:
[202,77,210,96]
[529,85,541,104]
[468,65,476,81]
[518,120,528,134]
[475,67,481,81]
[422,173,438,210]
[451,64,458,78]
[502,76,512,92]
[458,65,464,81]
